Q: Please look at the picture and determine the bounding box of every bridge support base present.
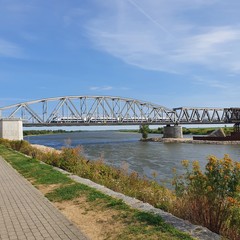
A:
[0,119,23,140]
[163,125,183,138]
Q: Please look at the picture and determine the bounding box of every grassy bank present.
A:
[121,126,234,136]
[23,129,82,136]
[0,144,192,240]
[0,139,239,239]
[182,127,233,135]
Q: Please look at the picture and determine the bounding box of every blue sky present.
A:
[1,0,240,109]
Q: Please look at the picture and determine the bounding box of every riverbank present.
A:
[142,137,240,145]
[121,126,234,136]
[1,138,239,239]
[0,144,196,240]
[0,144,220,240]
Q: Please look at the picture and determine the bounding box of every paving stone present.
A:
[0,156,88,240]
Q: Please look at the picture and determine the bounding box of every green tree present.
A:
[139,125,150,139]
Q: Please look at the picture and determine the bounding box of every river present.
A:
[25,131,240,188]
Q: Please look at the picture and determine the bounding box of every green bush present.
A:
[139,125,150,139]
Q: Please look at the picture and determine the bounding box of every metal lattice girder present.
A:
[0,96,173,126]
[0,96,238,126]
[224,108,240,123]
[173,107,229,124]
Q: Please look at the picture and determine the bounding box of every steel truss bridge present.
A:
[0,96,239,127]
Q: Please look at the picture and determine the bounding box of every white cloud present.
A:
[90,86,113,91]
[193,76,230,89]
[84,0,240,75]
[172,27,240,62]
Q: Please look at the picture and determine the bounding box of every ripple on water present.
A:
[25,131,240,188]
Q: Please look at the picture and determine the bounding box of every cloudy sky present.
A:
[1,0,240,109]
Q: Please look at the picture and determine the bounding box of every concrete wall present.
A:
[0,119,23,140]
[163,125,183,138]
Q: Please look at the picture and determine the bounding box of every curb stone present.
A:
[53,167,221,240]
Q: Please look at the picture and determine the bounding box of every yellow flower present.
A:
[207,186,212,192]
[193,161,200,170]
[189,175,195,180]
[181,160,189,168]
[207,165,213,171]
[208,155,217,165]
[235,162,240,170]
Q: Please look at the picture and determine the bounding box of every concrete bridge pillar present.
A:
[163,125,183,138]
[0,119,23,140]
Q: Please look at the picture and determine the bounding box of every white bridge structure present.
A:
[0,96,239,140]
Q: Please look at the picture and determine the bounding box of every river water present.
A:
[25,131,240,188]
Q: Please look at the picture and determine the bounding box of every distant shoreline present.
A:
[141,137,240,145]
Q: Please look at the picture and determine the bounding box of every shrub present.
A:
[139,125,149,139]
[0,138,11,148]
[59,146,84,171]
[172,155,240,239]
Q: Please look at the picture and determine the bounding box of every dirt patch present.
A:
[54,197,126,240]
[37,184,61,195]
[31,144,61,153]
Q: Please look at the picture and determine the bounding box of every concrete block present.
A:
[0,119,23,140]
[163,125,183,138]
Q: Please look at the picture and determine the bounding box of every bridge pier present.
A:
[163,125,183,138]
[0,119,23,140]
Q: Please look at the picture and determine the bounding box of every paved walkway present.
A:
[0,156,88,240]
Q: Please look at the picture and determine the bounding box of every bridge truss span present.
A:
[173,107,240,124]
[0,96,176,126]
[0,96,239,127]
[173,107,225,124]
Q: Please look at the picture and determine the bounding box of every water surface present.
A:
[25,131,240,187]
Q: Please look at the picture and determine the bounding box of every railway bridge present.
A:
[0,95,239,140]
